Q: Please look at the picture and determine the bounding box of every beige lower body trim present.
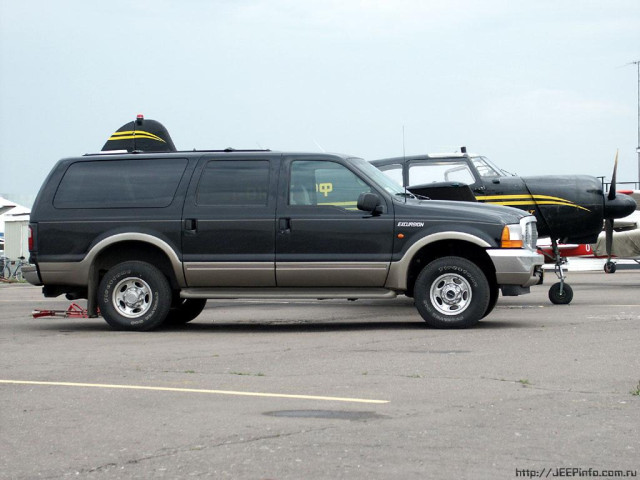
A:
[276,262,389,287]
[184,262,275,287]
[38,262,89,286]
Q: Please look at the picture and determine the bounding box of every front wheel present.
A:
[483,284,499,319]
[98,261,171,331]
[414,256,490,328]
[548,282,573,305]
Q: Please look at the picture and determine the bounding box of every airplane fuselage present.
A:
[371,154,636,244]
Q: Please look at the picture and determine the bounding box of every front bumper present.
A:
[22,264,43,286]
[487,249,544,290]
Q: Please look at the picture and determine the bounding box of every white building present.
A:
[0,196,31,260]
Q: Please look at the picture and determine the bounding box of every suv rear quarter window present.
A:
[53,158,188,208]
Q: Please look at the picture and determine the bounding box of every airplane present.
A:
[538,191,640,271]
[371,148,637,304]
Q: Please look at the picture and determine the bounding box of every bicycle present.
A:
[0,256,8,279]
[1,256,28,281]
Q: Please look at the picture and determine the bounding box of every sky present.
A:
[1,0,639,203]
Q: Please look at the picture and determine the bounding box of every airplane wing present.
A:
[536,241,595,261]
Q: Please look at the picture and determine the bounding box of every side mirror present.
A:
[357,192,383,215]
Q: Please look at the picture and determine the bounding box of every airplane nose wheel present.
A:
[548,239,573,305]
[549,281,573,304]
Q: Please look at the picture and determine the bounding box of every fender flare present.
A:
[386,231,491,290]
[85,232,185,286]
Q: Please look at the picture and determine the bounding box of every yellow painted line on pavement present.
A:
[0,379,389,404]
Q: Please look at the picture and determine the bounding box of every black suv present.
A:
[24,149,543,330]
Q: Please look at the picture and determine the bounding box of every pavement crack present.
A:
[73,427,334,476]
[481,376,621,395]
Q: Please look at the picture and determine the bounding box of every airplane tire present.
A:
[548,282,573,305]
[604,262,617,274]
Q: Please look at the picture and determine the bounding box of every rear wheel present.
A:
[164,298,207,325]
[98,261,171,331]
[414,256,490,328]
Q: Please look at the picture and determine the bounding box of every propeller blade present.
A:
[607,150,618,201]
[605,218,614,258]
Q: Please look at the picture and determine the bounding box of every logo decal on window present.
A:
[317,183,333,197]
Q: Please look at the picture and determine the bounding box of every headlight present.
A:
[523,218,538,250]
[501,224,523,248]
[501,217,538,249]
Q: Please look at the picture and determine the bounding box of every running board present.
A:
[180,288,397,300]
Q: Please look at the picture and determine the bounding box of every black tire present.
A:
[414,256,490,328]
[548,282,573,305]
[604,261,617,274]
[98,261,171,331]
[483,284,500,319]
[164,298,207,325]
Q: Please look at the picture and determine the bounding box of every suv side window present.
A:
[289,160,373,211]
[54,158,188,209]
[197,160,269,206]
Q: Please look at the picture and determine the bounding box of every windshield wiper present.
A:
[395,192,416,199]
[395,192,430,200]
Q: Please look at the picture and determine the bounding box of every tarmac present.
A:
[1,269,639,479]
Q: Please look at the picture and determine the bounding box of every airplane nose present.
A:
[603,192,637,219]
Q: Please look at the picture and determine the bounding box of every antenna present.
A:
[402,125,406,158]
[403,125,407,202]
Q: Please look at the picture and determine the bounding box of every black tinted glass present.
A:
[54,159,188,209]
[197,160,269,206]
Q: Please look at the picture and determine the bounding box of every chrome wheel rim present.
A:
[430,273,472,315]
[112,277,153,318]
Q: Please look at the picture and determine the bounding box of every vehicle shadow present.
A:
[26,318,529,333]
[26,314,532,333]
[28,319,428,333]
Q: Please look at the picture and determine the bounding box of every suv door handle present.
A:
[184,218,198,233]
[279,217,291,234]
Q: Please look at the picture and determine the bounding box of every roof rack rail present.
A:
[84,148,272,156]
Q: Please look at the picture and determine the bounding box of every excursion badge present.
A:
[397,221,424,227]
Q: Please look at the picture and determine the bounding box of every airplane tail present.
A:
[102,115,177,153]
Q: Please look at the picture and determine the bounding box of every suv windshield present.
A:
[353,158,405,195]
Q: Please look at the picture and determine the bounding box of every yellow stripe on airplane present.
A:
[476,194,577,203]
[108,130,166,143]
[110,130,164,140]
[480,199,590,212]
